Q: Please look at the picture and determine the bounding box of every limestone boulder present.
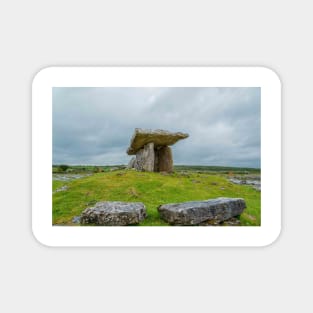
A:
[127,128,189,155]
[80,201,146,226]
[158,197,246,225]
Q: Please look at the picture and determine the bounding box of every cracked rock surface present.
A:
[158,197,246,225]
[80,201,147,226]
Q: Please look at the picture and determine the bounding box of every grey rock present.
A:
[155,146,173,172]
[54,185,68,193]
[142,142,155,171]
[80,201,147,226]
[109,167,119,171]
[127,128,189,155]
[229,178,243,185]
[134,149,143,170]
[158,197,246,225]
[229,177,261,191]
[134,142,155,171]
[72,216,81,223]
[53,174,92,181]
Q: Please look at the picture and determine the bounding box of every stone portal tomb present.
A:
[126,128,189,173]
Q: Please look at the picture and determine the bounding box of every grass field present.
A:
[52,166,261,226]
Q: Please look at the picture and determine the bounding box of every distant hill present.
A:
[174,165,260,173]
[53,164,260,174]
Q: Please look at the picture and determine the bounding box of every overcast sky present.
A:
[53,87,260,168]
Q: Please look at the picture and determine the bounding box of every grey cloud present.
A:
[53,87,260,167]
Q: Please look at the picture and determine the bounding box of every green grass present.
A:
[52,169,261,226]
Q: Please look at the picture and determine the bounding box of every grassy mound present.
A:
[53,169,261,226]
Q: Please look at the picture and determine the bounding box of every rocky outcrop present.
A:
[126,128,188,173]
[80,201,146,226]
[158,197,246,225]
[229,176,261,191]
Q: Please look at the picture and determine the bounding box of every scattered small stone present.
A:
[192,180,201,183]
[86,200,97,206]
[116,172,126,176]
[110,167,119,171]
[229,176,261,191]
[54,185,68,193]
[72,216,81,224]
[179,172,190,178]
[222,217,241,226]
[53,174,92,181]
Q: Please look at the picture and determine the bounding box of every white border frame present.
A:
[32,67,281,247]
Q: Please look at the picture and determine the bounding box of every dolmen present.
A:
[80,201,146,226]
[158,197,246,225]
[127,128,189,173]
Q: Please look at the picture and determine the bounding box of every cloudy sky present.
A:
[53,87,260,168]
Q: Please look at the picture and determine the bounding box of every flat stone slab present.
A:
[127,128,189,155]
[158,197,246,225]
[80,201,146,226]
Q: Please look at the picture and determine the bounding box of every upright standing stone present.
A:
[142,142,155,171]
[135,148,144,170]
[134,142,155,171]
[156,146,173,172]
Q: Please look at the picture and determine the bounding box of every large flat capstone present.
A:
[80,201,146,226]
[158,197,246,225]
[127,128,189,155]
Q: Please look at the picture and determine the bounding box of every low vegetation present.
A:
[53,165,261,226]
